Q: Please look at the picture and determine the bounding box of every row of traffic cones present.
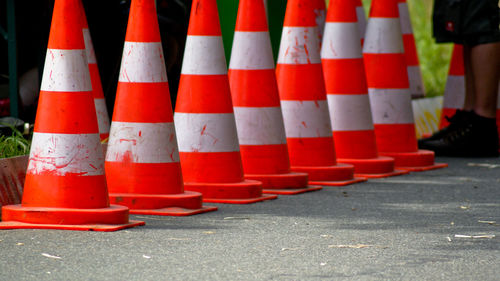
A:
[0,0,446,232]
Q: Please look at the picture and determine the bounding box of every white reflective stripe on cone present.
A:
[106,122,179,163]
[229,31,275,70]
[368,88,414,124]
[181,36,227,75]
[83,28,97,64]
[363,18,404,54]
[28,132,104,176]
[94,98,110,134]
[41,49,92,92]
[118,42,168,83]
[321,22,362,59]
[398,3,412,35]
[356,6,367,40]
[443,76,465,109]
[327,94,374,131]
[281,100,332,138]
[408,66,425,96]
[233,107,287,145]
[277,27,321,65]
[174,113,240,152]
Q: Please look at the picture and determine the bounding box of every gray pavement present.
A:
[0,157,499,280]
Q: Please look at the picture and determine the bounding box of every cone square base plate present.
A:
[245,172,321,195]
[184,180,278,204]
[338,156,409,178]
[381,150,448,172]
[0,204,143,232]
[202,194,277,204]
[0,220,145,232]
[309,177,367,187]
[396,163,448,172]
[129,206,218,216]
[110,191,217,216]
[355,169,409,179]
[262,185,323,195]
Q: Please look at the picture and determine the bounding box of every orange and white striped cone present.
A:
[104,0,217,216]
[363,0,447,172]
[78,0,110,141]
[0,0,144,231]
[313,0,327,43]
[322,0,407,178]
[355,0,367,45]
[276,0,366,186]
[174,0,276,204]
[398,0,425,99]
[228,0,322,195]
[439,44,465,128]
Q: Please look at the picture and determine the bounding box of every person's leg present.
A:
[462,45,474,111]
[469,42,500,118]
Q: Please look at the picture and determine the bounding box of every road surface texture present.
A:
[0,157,499,280]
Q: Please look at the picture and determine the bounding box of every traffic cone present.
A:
[321,0,407,178]
[398,0,425,99]
[355,0,367,45]
[174,0,276,204]
[276,0,366,186]
[104,0,217,216]
[78,0,110,141]
[439,44,465,128]
[0,0,144,231]
[313,0,327,43]
[363,0,447,171]
[228,0,322,195]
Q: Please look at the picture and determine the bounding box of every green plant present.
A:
[407,0,452,97]
[0,125,30,158]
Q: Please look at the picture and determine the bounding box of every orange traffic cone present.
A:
[276,0,366,186]
[228,0,322,195]
[397,0,425,99]
[321,0,407,178]
[0,0,144,231]
[174,0,276,204]
[439,44,465,128]
[355,0,367,45]
[78,0,110,141]
[363,0,447,171]
[104,0,217,216]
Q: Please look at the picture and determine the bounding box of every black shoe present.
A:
[418,109,471,144]
[418,111,499,157]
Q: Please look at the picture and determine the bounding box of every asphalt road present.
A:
[1,157,499,280]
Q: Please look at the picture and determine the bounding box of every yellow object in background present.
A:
[412,96,443,139]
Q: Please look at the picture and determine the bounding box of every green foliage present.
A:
[406,0,452,97]
[0,125,30,158]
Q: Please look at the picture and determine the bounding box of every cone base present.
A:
[0,204,144,232]
[184,180,278,204]
[308,177,367,187]
[338,156,410,178]
[291,163,366,187]
[110,191,218,216]
[263,185,323,195]
[380,149,448,172]
[244,172,322,195]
